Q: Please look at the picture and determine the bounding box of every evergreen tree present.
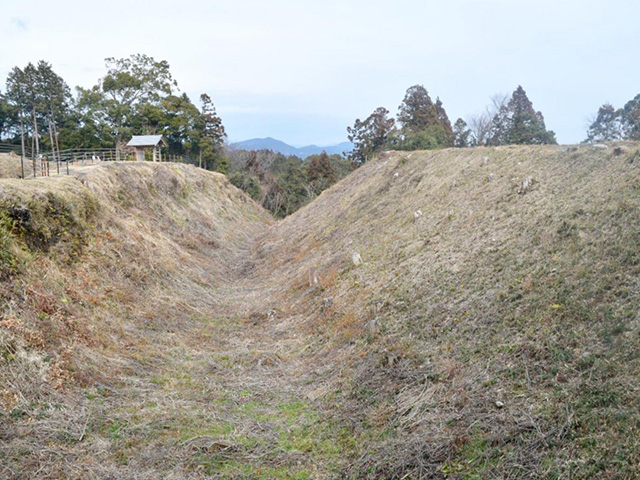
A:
[584,94,640,142]
[487,102,510,146]
[271,154,309,214]
[347,107,395,166]
[306,151,336,193]
[198,93,228,172]
[156,93,202,153]
[394,86,453,149]
[75,84,118,148]
[0,92,14,141]
[6,63,42,155]
[5,61,73,155]
[453,118,471,148]
[35,61,72,153]
[489,86,556,145]
[397,85,439,132]
[621,94,640,140]
[200,94,226,145]
[507,86,555,144]
[435,97,454,146]
[228,149,349,218]
[585,104,623,142]
[386,125,449,151]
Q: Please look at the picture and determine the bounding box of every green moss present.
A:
[0,190,98,270]
[0,215,19,278]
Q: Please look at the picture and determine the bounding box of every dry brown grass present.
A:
[0,162,301,479]
[0,153,23,179]
[253,142,640,478]
[2,144,640,478]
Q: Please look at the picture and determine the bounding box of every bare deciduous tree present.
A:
[466,93,509,146]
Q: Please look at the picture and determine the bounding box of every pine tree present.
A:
[0,92,12,141]
[6,63,42,155]
[585,94,640,142]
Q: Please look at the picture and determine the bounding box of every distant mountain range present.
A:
[230,137,353,159]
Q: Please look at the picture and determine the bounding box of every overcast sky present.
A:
[1,0,639,146]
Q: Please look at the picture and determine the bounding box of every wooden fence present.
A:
[1,143,187,179]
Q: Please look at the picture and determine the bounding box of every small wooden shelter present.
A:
[126,135,166,162]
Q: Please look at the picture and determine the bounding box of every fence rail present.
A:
[1,143,189,179]
[0,142,34,158]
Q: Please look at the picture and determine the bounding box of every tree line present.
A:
[0,53,352,218]
[346,84,640,166]
[226,149,351,218]
[346,84,558,165]
[2,54,638,217]
[0,54,228,171]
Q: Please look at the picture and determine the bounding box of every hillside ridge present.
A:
[1,143,640,478]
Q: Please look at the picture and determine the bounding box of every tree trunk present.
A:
[52,112,62,172]
[19,117,26,179]
[32,105,40,157]
[48,118,59,175]
[30,127,35,166]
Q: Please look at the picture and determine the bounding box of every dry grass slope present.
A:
[1,144,640,479]
[0,162,295,479]
[0,153,24,179]
[255,142,640,478]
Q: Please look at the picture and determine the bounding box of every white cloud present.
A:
[10,17,29,31]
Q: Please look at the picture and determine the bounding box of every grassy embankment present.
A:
[2,144,640,478]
